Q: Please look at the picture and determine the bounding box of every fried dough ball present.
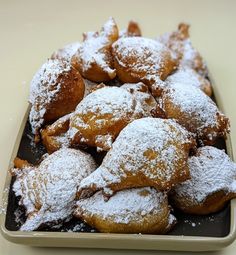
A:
[41,113,71,154]
[158,23,208,76]
[171,146,236,214]
[72,17,118,82]
[121,82,158,117]
[112,37,177,96]
[29,59,85,136]
[119,20,142,37]
[166,67,212,97]
[51,42,81,62]
[69,85,155,151]
[156,82,229,144]
[77,117,196,199]
[12,148,97,231]
[75,187,176,234]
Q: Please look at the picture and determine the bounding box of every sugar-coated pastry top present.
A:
[158,23,208,76]
[112,37,175,85]
[174,146,236,203]
[29,58,84,135]
[121,82,157,117]
[99,117,193,180]
[77,117,195,198]
[13,148,97,231]
[158,82,229,143]
[72,17,118,82]
[51,42,81,62]
[69,86,149,151]
[166,67,212,96]
[76,187,169,224]
[29,59,70,133]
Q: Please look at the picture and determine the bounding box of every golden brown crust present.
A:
[43,66,85,123]
[76,118,196,199]
[120,20,142,37]
[41,114,71,153]
[69,85,153,151]
[158,23,208,76]
[172,190,236,215]
[75,188,175,234]
[112,37,177,96]
[171,146,236,214]
[71,18,118,82]
[157,82,229,144]
[29,60,85,135]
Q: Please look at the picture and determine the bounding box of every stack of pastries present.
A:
[11,18,236,233]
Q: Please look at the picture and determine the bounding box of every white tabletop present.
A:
[1,0,236,254]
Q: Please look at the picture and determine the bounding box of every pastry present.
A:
[165,67,212,97]
[12,148,97,231]
[156,82,229,144]
[112,37,177,96]
[41,113,72,153]
[158,23,208,76]
[69,85,155,151]
[171,146,236,214]
[121,82,158,117]
[29,59,85,137]
[119,20,142,37]
[77,117,196,199]
[51,42,81,62]
[72,17,118,82]
[75,187,176,234]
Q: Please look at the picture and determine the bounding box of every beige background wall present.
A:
[0,0,236,254]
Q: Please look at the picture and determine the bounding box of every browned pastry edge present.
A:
[41,115,71,154]
[43,66,85,123]
[171,190,236,215]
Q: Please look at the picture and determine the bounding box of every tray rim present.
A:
[1,81,236,251]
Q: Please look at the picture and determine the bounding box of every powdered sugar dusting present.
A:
[112,37,170,86]
[51,42,81,62]
[69,86,148,150]
[121,82,157,117]
[159,82,228,141]
[75,86,135,116]
[13,148,97,231]
[29,59,71,133]
[78,117,194,195]
[75,17,117,75]
[157,25,208,76]
[174,146,236,204]
[166,67,210,92]
[181,39,208,76]
[76,187,166,224]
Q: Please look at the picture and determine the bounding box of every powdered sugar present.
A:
[75,17,117,76]
[158,82,229,141]
[174,146,236,204]
[76,187,166,224]
[75,86,135,116]
[112,37,171,86]
[180,39,208,76]
[77,117,194,197]
[166,67,210,93]
[69,86,148,150]
[13,148,97,231]
[157,24,208,76]
[121,82,157,117]
[29,59,71,133]
[51,42,81,62]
